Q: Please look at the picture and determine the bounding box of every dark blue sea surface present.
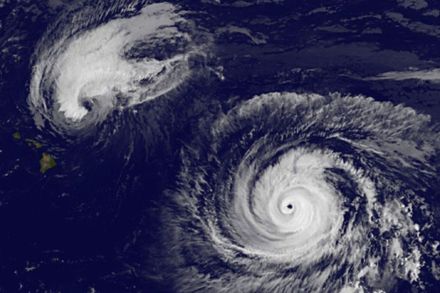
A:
[0,0,439,292]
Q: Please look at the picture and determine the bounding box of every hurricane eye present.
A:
[81,99,94,112]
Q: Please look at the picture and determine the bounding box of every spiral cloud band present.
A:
[29,2,204,132]
[231,148,351,261]
[162,92,439,292]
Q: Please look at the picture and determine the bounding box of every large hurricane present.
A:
[160,92,440,292]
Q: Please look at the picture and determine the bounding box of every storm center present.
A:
[280,200,295,215]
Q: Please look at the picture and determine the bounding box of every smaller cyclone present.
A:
[29,2,208,132]
[162,92,440,292]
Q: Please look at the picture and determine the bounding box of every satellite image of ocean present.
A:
[0,0,440,292]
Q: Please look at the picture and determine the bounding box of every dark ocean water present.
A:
[0,0,439,292]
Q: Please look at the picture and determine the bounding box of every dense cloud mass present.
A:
[29,2,207,133]
[161,92,439,292]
